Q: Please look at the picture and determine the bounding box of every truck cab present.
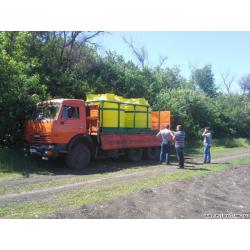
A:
[24,99,92,165]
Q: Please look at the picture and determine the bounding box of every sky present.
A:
[94,32,250,92]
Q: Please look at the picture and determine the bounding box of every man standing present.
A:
[173,125,185,169]
[156,124,172,165]
[202,127,212,164]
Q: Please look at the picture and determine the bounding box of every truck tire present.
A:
[125,148,143,162]
[66,144,90,169]
[144,147,160,160]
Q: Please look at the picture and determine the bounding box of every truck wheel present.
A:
[125,148,143,162]
[144,147,160,160]
[66,144,90,169]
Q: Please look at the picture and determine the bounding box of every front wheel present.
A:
[66,144,91,169]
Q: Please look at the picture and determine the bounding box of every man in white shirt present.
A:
[156,124,173,164]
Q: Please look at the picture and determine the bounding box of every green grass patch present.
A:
[185,137,250,154]
[0,148,66,179]
[0,163,162,195]
[213,138,250,148]
[1,156,250,219]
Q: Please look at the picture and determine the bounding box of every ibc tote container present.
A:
[123,98,151,129]
[86,94,125,128]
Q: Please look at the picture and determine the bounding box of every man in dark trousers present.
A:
[156,124,172,165]
[173,125,185,168]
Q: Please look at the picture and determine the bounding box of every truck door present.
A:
[54,103,85,144]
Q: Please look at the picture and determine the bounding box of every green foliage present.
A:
[191,65,217,96]
[154,88,250,138]
[213,94,250,137]
[239,74,250,95]
[0,31,249,147]
[0,33,48,146]
[154,88,216,137]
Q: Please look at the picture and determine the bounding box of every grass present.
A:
[0,148,56,179]
[185,137,250,154]
[1,155,250,219]
[0,163,163,195]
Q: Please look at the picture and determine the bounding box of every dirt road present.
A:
[1,148,250,218]
[1,148,250,203]
[49,165,250,219]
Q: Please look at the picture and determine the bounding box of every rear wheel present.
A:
[144,147,160,160]
[125,148,143,162]
[66,144,91,169]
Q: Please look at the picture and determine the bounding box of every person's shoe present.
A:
[166,162,171,165]
[178,166,184,169]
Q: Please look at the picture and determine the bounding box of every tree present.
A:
[157,55,168,68]
[1,31,250,146]
[27,31,104,98]
[123,36,148,67]
[0,32,48,146]
[154,88,250,138]
[153,88,217,138]
[191,65,217,96]
[220,71,235,95]
[214,94,250,137]
[0,31,104,146]
[239,74,250,96]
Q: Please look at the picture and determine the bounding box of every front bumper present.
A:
[23,143,65,159]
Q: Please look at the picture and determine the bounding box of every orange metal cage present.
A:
[151,111,171,130]
[86,104,100,135]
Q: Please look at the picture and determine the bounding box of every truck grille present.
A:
[31,133,52,144]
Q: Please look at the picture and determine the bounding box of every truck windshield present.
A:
[33,103,61,120]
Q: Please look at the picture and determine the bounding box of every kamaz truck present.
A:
[24,97,170,169]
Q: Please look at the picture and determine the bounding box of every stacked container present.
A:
[86,93,151,130]
[86,94,125,128]
[123,98,151,129]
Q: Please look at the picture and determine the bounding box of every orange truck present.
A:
[24,98,170,169]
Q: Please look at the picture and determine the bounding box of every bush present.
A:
[153,88,216,138]
[153,88,250,139]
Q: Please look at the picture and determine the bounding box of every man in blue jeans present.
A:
[156,124,172,164]
[202,127,212,163]
[173,125,185,169]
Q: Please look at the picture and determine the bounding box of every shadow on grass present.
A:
[185,161,230,166]
[1,148,172,177]
[187,167,211,171]
[0,147,230,178]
